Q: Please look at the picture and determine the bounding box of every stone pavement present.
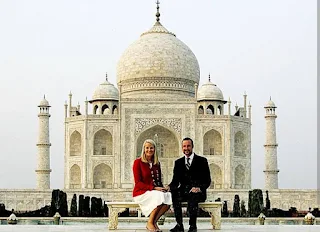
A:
[1,225,320,232]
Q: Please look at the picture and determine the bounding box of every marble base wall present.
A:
[0,189,318,212]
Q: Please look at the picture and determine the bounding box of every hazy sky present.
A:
[0,0,316,190]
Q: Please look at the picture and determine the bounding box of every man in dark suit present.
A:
[167,137,211,232]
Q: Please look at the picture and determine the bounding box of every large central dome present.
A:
[117,18,200,99]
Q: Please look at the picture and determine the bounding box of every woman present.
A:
[133,139,172,232]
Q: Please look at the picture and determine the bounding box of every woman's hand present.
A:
[154,186,167,192]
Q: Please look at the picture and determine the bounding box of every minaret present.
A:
[35,96,52,189]
[263,97,279,189]
[243,92,247,118]
[228,97,231,116]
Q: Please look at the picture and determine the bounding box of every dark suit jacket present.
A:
[169,154,211,199]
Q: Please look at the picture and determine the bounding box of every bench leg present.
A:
[211,208,221,230]
[108,207,127,230]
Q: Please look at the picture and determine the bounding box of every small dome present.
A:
[39,97,50,107]
[265,99,276,108]
[197,79,224,101]
[91,79,119,101]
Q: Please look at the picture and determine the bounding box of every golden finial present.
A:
[156,0,160,22]
[106,72,108,81]
[208,73,211,82]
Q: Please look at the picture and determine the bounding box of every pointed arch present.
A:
[207,105,214,114]
[70,131,81,156]
[93,163,112,189]
[94,105,98,114]
[217,105,222,115]
[198,105,204,114]
[234,164,245,188]
[112,105,118,115]
[136,124,179,185]
[209,163,222,189]
[93,129,112,156]
[102,104,110,115]
[203,129,222,156]
[70,164,81,189]
[235,131,246,157]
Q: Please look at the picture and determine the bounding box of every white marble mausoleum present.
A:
[0,4,318,212]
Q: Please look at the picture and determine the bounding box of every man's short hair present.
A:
[182,137,194,148]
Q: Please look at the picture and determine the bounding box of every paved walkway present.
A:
[1,225,320,232]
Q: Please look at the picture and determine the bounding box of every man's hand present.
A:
[190,187,201,193]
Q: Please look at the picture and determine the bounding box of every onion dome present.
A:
[90,75,119,102]
[39,96,50,107]
[197,75,225,101]
[265,97,276,108]
[116,3,200,98]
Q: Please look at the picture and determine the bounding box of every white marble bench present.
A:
[107,201,222,230]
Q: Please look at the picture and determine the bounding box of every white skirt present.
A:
[133,190,172,217]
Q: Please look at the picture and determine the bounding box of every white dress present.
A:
[133,190,172,217]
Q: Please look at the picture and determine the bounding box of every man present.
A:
[167,137,211,232]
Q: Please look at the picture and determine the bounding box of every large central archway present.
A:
[136,125,179,185]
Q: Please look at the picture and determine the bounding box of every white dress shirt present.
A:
[185,152,195,166]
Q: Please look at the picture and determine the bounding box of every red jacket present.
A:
[132,158,162,197]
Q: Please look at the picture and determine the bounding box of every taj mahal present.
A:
[0,3,318,212]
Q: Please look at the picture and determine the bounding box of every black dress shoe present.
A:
[170,224,184,232]
[187,225,197,232]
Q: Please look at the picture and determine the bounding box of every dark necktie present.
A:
[186,157,190,170]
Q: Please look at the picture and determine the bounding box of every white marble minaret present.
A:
[263,98,279,189]
[35,96,52,189]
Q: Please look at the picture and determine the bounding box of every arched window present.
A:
[102,104,109,115]
[198,106,204,114]
[94,105,98,114]
[69,164,81,189]
[209,163,222,189]
[203,129,222,156]
[93,129,113,156]
[207,105,214,114]
[93,164,112,189]
[217,105,222,115]
[234,164,245,188]
[112,105,118,115]
[234,131,246,157]
[70,131,81,156]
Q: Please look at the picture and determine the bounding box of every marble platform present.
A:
[1,224,320,232]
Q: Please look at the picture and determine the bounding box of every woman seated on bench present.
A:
[133,139,172,232]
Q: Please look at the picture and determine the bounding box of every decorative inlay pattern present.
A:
[135,118,181,134]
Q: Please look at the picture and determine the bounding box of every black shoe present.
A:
[187,225,197,232]
[170,224,184,232]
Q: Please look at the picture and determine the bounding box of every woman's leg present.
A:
[147,205,161,230]
[153,204,170,228]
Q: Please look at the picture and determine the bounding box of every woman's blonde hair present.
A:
[140,139,159,165]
